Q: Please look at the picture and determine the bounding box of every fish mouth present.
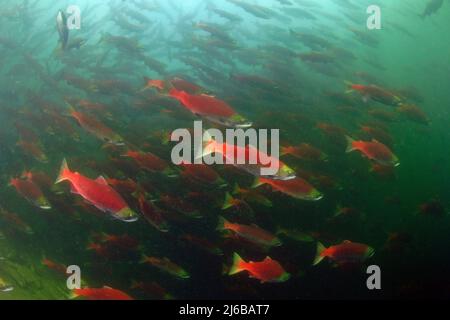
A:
[265,173,297,181]
[120,215,139,223]
[115,208,139,222]
[307,191,324,201]
[38,198,52,210]
[0,285,14,293]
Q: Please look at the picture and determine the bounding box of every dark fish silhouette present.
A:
[420,0,444,18]
[56,10,69,50]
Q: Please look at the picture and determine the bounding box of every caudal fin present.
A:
[195,130,217,160]
[55,158,70,184]
[217,216,230,231]
[313,242,326,266]
[280,146,290,156]
[139,255,149,264]
[222,192,235,210]
[344,80,354,94]
[251,177,265,189]
[140,77,152,92]
[69,289,80,300]
[232,183,241,195]
[345,136,356,153]
[228,252,245,275]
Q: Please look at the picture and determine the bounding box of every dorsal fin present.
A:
[96,176,108,185]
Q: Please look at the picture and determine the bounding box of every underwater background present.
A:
[0,0,449,299]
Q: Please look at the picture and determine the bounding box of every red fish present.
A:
[0,206,33,234]
[200,134,296,180]
[55,159,138,222]
[143,77,167,91]
[218,216,281,247]
[418,200,446,217]
[100,233,140,251]
[42,258,67,276]
[313,240,374,266]
[281,143,327,161]
[222,193,254,217]
[253,177,323,201]
[169,88,251,128]
[228,253,290,283]
[105,178,138,194]
[347,83,402,106]
[69,107,124,145]
[346,136,399,167]
[180,162,225,185]
[72,286,133,300]
[141,256,190,279]
[233,184,272,207]
[160,194,202,219]
[170,77,204,95]
[124,150,173,175]
[135,190,169,232]
[17,140,48,163]
[180,234,223,256]
[370,163,396,179]
[397,104,429,125]
[10,173,51,209]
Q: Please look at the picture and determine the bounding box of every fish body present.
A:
[229,253,290,283]
[55,159,138,222]
[314,240,374,266]
[169,88,251,128]
[56,10,69,50]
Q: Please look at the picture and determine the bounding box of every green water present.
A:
[0,0,449,299]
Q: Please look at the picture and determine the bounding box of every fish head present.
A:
[211,114,252,128]
[114,207,139,222]
[277,271,291,283]
[272,164,296,181]
[109,135,125,146]
[37,196,52,210]
[304,189,324,201]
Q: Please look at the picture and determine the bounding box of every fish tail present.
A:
[280,146,289,156]
[64,102,77,118]
[217,216,230,231]
[222,192,235,210]
[195,130,216,160]
[232,183,241,195]
[69,289,80,300]
[228,252,245,275]
[141,76,152,91]
[345,135,356,153]
[100,232,112,242]
[55,158,70,184]
[313,242,327,266]
[139,255,149,264]
[333,204,343,217]
[344,80,354,93]
[251,177,265,189]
